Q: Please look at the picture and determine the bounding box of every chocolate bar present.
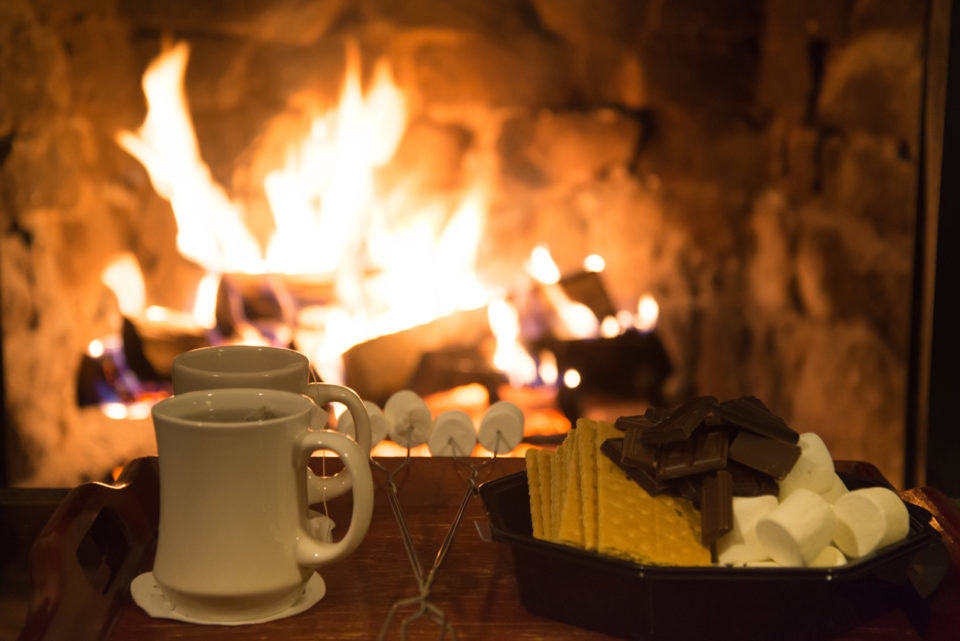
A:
[656,429,728,480]
[700,469,733,545]
[614,414,658,432]
[728,431,801,480]
[636,395,718,445]
[600,438,675,495]
[715,396,799,444]
[620,426,657,470]
[726,461,779,497]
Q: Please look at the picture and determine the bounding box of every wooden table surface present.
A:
[21,457,960,641]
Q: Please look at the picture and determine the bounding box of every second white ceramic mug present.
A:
[172,345,370,502]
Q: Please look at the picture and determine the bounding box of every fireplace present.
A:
[0,1,933,488]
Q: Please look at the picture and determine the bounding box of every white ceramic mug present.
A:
[150,388,374,623]
[172,345,370,502]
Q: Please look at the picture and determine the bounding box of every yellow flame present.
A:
[101,253,146,317]
[538,350,558,386]
[488,298,537,386]
[119,41,496,372]
[526,244,561,285]
[263,46,407,275]
[115,42,262,274]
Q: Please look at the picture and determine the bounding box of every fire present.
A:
[104,40,663,457]
[117,40,490,374]
[115,42,262,274]
[526,244,599,339]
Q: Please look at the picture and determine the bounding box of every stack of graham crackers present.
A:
[525,418,711,566]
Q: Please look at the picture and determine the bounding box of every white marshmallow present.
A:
[756,489,836,567]
[384,390,432,448]
[428,410,478,457]
[478,401,525,453]
[809,545,847,568]
[778,432,835,500]
[717,495,779,565]
[831,487,910,558]
[730,495,779,549]
[745,560,782,567]
[717,539,771,566]
[338,400,389,448]
[820,474,849,504]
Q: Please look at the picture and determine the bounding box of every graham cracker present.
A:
[594,419,710,566]
[549,446,562,541]
[555,427,584,547]
[525,448,545,539]
[537,449,553,538]
[575,419,600,551]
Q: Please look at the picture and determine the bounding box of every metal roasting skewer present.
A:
[372,427,507,641]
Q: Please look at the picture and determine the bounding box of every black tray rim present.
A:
[478,469,942,583]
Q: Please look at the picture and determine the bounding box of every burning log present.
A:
[215,273,301,344]
[409,346,507,399]
[122,316,207,380]
[342,307,493,404]
[534,329,672,426]
[558,271,617,321]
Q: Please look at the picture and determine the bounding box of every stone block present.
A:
[826,133,918,236]
[409,33,577,108]
[818,30,923,144]
[119,0,348,46]
[851,0,926,34]
[499,109,641,187]
[369,0,543,36]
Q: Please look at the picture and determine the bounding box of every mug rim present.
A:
[173,345,307,380]
[153,388,315,428]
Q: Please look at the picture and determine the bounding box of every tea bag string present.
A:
[308,367,331,522]
[373,426,507,641]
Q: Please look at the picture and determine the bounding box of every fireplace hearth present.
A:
[1,0,931,487]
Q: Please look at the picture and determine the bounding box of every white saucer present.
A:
[130,572,326,625]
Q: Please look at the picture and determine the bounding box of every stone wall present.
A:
[1,0,924,486]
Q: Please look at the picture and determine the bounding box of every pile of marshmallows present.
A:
[719,432,910,568]
[338,390,525,457]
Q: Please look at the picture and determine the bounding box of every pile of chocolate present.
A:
[602,396,802,550]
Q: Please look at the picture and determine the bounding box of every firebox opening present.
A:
[1,1,927,489]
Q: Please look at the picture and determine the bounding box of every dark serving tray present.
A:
[479,470,948,641]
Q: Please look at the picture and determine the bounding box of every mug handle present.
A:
[295,428,374,568]
[305,383,372,503]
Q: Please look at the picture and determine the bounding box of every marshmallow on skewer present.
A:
[756,489,836,566]
[384,390,432,448]
[478,401,525,453]
[428,410,478,457]
[778,432,836,500]
[831,487,910,558]
[338,400,389,448]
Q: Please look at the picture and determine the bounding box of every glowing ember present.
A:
[562,368,582,389]
[635,294,660,332]
[583,254,605,272]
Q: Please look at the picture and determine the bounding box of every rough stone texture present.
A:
[1,0,924,486]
